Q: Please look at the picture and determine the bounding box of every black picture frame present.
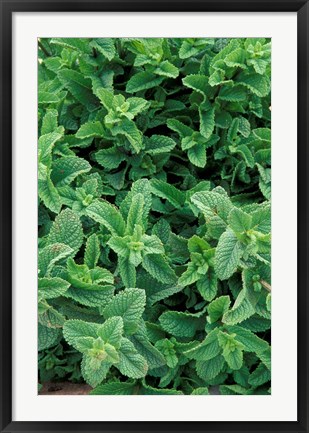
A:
[0,1,308,432]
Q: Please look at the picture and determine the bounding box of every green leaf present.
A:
[38,91,67,105]
[207,295,231,323]
[119,256,136,288]
[258,348,271,370]
[95,88,114,110]
[41,109,58,135]
[90,38,116,60]
[141,382,183,395]
[191,387,209,395]
[184,329,221,361]
[200,107,215,139]
[76,121,104,139]
[38,242,73,277]
[84,233,101,269]
[94,147,126,170]
[167,118,193,138]
[191,189,232,219]
[38,176,61,214]
[65,285,114,308]
[236,72,270,97]
[225,48,246,68]
[103,288,146,335]
[97,317,124,349]
[112,119,143,153]
[127,97,150,115]
[179,41,199,59]
[248,363,271,387]
[117,338,148,378]
[218,85,247,102]
[38,304,65,328]
[50,38,91,53]
[222,289,255,325]
[63,319,99,350]
[48,209,83,254]
[227,325,269,354]
[129,325,166,369]
[196,355,225,381]
[188,144,207,167]
[159,311,201,338]
[234,145,255,168]
[218,331,244,370]
[120,179,152,227]
[126,72,164,93]
[126,193,144,235]
[38,277,70,300]
[145,135,176,155]
[182,74,209,96]
[228,207,252,233]
[142,254,177,285]
[155,60,179,78]
[251,204,271,233]
[215,229,244,280]
[81,355,111,387]
[178,263,200,286]
[58,69,99,111]
[91,381,137,395]
[150,179,186,208]
[108,236,129,258]
[38,324,61,351]
[154,339,177,368]
[224,346,243,370]
[87,199,126,236]
[197,269,218,301]
[51,156,91,186]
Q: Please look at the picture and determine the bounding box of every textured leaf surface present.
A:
[142,254,177,284]
[81,355,111,387]
[58,69,99,111]
[38,176,61,214]
[208,296,231,323]
[184,330,221,361]
[38,277,70,300]
[129,326,166,369]
[48,209,83,254]
[51,156,91,186]
[91,381,137,395]
[222,290,255,325]
[84,234,101,269]
[76,121,104,139]
[63,319,100,350]
[117,338,148,378]
[196,355,225,381]
[87,200,126,236]
[126,72,164,93]
[38,243,73,277]
[145,135,177,155]
[150,179,186,208]
[159,311,201,338]
[38,324,61,351]
[215,229,244,280]
[103,288,146,335]
[38,37,271,395]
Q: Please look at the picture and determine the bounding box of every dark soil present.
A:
[39,381,92,395]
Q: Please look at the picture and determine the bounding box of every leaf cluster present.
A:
[38,37,271,395]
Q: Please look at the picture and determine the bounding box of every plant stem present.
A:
[38,40,51,57]
[260,280,271,292]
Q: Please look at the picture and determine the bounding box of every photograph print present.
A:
[38,37,271,396]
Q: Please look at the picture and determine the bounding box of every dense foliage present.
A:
[38,37,271,395]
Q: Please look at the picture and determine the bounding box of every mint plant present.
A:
[38,37,271,395]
